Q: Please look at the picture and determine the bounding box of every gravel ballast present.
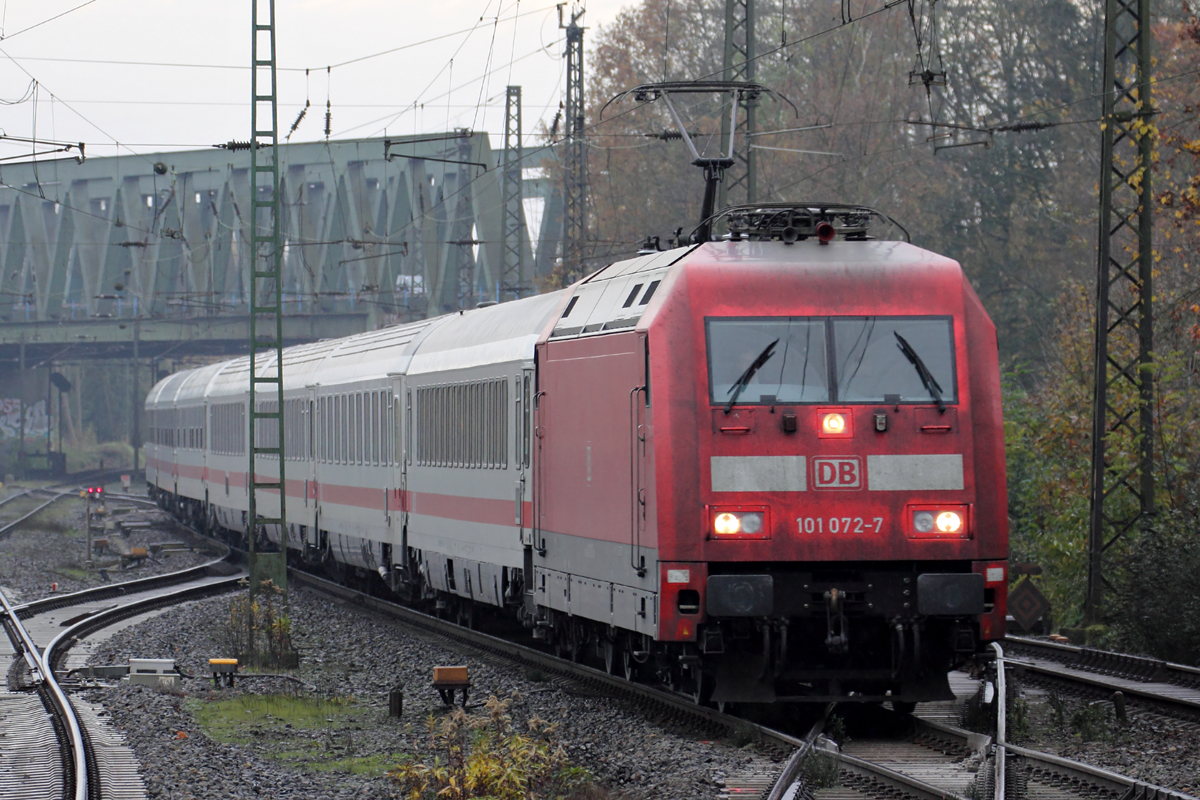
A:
[85,587,781,799]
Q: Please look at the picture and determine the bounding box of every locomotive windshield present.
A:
[707,318,829,404]
[707,316,956,405]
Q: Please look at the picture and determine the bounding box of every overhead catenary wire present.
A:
[1,3,560,74]
[0,0,98,41]
[0,44,154,165]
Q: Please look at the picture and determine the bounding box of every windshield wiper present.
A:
[894,332,945,412]
[724,339,779,413]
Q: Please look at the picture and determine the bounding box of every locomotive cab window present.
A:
[833,316,956,404]
[707,316,956,406]
[706,318,829,405]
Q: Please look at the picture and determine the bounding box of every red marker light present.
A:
[816,221,836,244]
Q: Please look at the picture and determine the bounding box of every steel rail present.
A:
[994,642,1006,800]
[1006,634,1200,689]
[1003,635,1200,720]
[913,703,1198,800]
[0,488,33,509]
[1004,743,1196,800]
[0,490,73,539]
[14,553,235,619]
[43,574,245,676]
[0,588,88,800]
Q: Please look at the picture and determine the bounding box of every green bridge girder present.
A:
[0,133,554,365]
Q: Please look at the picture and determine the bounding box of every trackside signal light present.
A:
[821,413,845,435]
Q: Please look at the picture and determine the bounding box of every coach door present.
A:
[515,369,535,546]
[389,377,409,578]
[303,390,320,551]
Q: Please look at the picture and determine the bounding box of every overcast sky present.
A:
[0,0,627,161]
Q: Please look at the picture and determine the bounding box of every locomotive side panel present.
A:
[534,332,660,632]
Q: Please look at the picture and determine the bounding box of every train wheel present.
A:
[622,647,639,682]
[457,603,475,630]
[553,633,575,661]
[691,666,712,706]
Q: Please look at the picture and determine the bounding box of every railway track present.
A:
[0,548,244,800]
[0,487,74,540]
[0,469,126,540]
[289,569,1200,800]
[1004,635,1200,718]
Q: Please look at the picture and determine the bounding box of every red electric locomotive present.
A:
[535,205,1007,707]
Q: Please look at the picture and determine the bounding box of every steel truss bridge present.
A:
[0,132,557,365]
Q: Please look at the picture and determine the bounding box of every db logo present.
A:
[812,456,862,490]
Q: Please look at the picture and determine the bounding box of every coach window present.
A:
[317,398,324,461]
[368,391,375,465]
[353,392,360,464]
[371,391,380,465]
[452,385,460,467]
[340,393,347,463]
[358,391,365,464]
[832,316,957,404]
[360,392,367,465]
[332,395,340,463]
[351,392,359,464]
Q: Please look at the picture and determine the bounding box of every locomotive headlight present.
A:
[936,511,963,533]
[710,508,770,538]
[714,513,741,535]
[907,504,969,539]
[821,413,846,434]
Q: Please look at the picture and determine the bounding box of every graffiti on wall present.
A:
[0,399,49,440]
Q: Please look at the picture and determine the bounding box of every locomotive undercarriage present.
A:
[698,562,985,704]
